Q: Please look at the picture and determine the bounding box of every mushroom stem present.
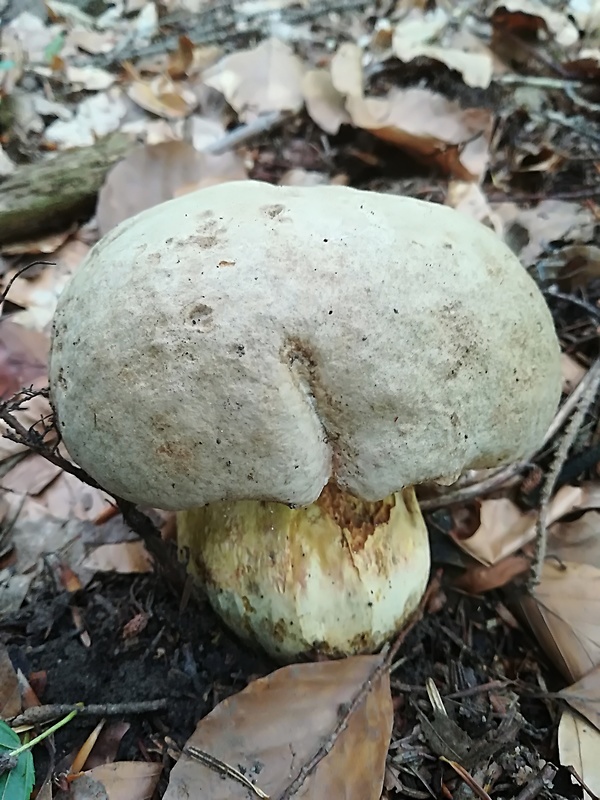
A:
[177,484,430,662]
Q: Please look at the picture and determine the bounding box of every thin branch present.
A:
[529,358,600,587]
[10,699,168,728]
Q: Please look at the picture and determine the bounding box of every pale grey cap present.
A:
[49,181,561,510]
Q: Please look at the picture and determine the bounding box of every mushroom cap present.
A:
[49,180,561,510]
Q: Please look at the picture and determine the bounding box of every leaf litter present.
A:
[2,0,600,797]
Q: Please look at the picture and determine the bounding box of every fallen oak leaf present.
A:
[164,655,393,800]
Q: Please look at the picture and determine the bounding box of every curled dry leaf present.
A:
[560,664,600,732]
[453,554,531,594]
[0,321,49,397]
[491,200,596,267]
[97,141,247,236]
[446,182,503,234]
[346,90,491,180]
[561,353,587,394]
[558,710,600,800]
[302,69,350,135]
[44,88,128,149]
[203,37,306,121]
[491,0,579,46]
[164,655,393,800]
[81,542,154,574]
[66,762,162,800]
[0,644,21,719]
[518,561,600,683]
[392,9,493,88]
[128,75,197,119]
[330,42,363,97]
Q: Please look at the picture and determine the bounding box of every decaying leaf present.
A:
[392,9,494,88]
[346,90,492,180]
[302,69,350,135]
[0,644,20,719]
[128,75,198,119]
[491,200,596,267]
[491,0,579,47]
[558,710,600,800]
[164,655,393,799]
[97,141,247,236]
[561,353,587,394]
[203,37,306,121]
[65,762,162,800]
[81,542,154,574]
[518,561,600,682]
[560,664,600,731]
[44,88,129,149]
[453,554,531,594]
[0,321,49,397]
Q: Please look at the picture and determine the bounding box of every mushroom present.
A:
[49,180,561,661]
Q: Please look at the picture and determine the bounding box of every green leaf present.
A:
[43,33,65,63]
[0,723,19,752]
[0,722,35,800]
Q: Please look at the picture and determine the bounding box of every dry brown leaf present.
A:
[558,244,600,289]
[560,665,600,731]
[66,65,116,91]
[164,655,393,799]
[34,470,113,522]
[168,35,195,79]
[491,200,596,266]
[561,353,587,394]
[44,88,128,149]
[97,141,246,236]
[69,762,162,800]
[3,240,89,331]
[203,37,305,121]
[558,710,600,799]
[446,182,503,234]
[451,485,583,567]
[453,554,531,594]
[0,228,74,256]
[81,542,154,574]
[518,561,600,682]
[66,26,117,55]
[0,643,21,719]
[82,722,131,771]
[548,510,600,569]
[346,90,491,180]
[128,75,197,119]
[0,321,49,397]
[451,499,537,566]
[0,388,53,462]
[491,0,579,46]
[330,42,363,97]
[302,69,350,135]
[1,454,62,495]
[279,169,331,186]
[392,10,493,88]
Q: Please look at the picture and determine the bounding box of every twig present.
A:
[0,261,56,306]
[183,744,270,799]
[276,573,442,800]
[205,110,291,155]
[487,187,600,203]
[567,765,600,800]
[529,357,600,587]
[440,758,493,800]
[494,74,588,89]
[513,763,557,800]
[545,287,600,321]
[10,699,168,728]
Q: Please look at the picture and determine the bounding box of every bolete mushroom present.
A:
[49,180,561,661]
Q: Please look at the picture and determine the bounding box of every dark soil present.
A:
[1,555,578,799]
